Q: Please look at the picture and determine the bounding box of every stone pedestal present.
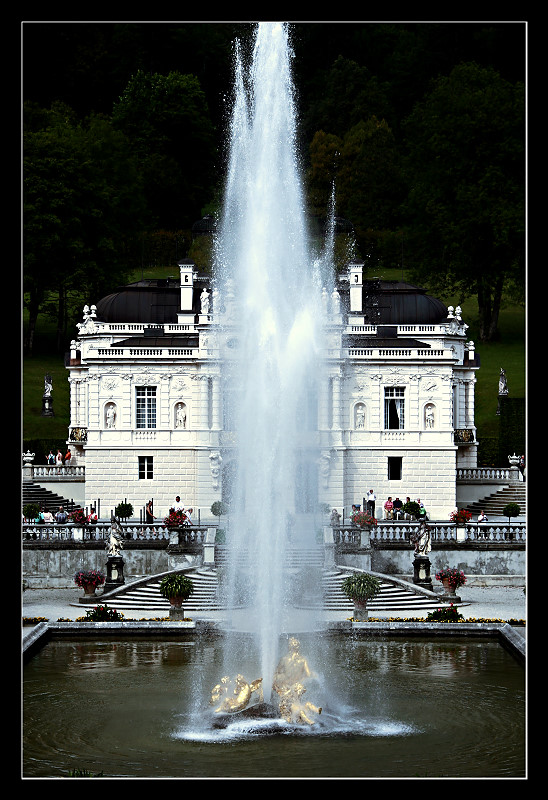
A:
[413,555,433,592]
[104,556,125,594]
[353,602,369,621]
[203,527,216,566]
[169,607,187,620]
[41,394,54,416]
[22,451,35,482]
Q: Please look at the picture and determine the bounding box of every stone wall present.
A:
[340,447,456,520]
[370,544,525,584]
[23,540,525,589]
[23,544,172,589]
[82,447,219,521]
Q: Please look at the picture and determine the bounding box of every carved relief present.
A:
[210,451,222,490]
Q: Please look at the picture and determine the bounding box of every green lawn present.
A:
[23,354,71,440]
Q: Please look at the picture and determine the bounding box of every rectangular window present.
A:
[138,456,153,479]
[136,386,156,429]
[388,456,402,480]
[384,386,405,429]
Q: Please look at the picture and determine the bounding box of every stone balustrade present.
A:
[22,518,526,546]
[332,520,526,545]
[29,464,85,480]
[456,466,517,482]
[21,521,213,543]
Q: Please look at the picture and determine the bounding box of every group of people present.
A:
[46,449,71,468]
[328,492,428,526]
[384,496,428,521]
[26,505,97,524]
[342,491,428,522]
[167,496,194,524]
[365,489,428,521]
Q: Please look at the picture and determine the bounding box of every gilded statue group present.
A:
[210,637,322,725]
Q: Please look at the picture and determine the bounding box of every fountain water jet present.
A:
[212,22,326,711]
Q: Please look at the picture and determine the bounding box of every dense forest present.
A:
[23,21,526,352]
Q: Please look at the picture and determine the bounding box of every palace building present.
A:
[66,260,479,521]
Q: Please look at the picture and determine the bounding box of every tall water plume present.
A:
[213,23,325,697]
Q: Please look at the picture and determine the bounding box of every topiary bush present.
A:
[341,572,381,603]
[211,501,227,519]
[115,502,133,519]
[159,573,194,601]
[502,503,520,523]
[23,503,40,520]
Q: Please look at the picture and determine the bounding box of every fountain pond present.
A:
[23,631,525,779]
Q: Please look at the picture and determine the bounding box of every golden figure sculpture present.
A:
[210,674,264,714]
[272,637,322,725]
[210,638,321,725]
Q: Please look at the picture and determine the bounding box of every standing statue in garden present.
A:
[106,517,124,557]
[410,519,431,557]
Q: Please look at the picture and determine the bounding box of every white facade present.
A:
[66,261,478,521]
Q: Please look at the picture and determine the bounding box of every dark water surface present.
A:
[23,634,525,778]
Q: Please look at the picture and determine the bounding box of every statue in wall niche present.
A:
[176,402,187,428]
[200,288,210,314]
[106,403,117,428]
[355,403,365,429]
[425,404,435,429]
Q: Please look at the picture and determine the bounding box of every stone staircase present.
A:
[22,482,81,514]
[95,564,447,615]
[321,569,447,613]
[465,484,526,517]
[99,567,223,613]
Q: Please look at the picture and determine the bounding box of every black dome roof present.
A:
[95,278,206,324]
[361,280,447,325]
[95,276,447,326]
[95,280,187,324]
